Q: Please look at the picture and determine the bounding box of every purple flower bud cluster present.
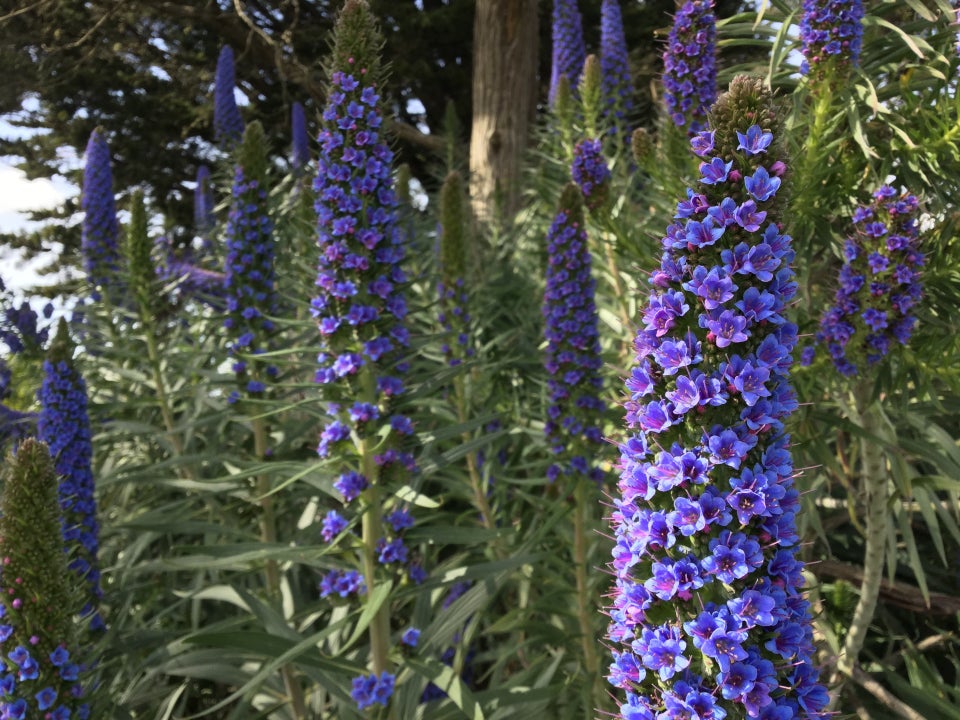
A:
[549,0,587,107]
[437,278,474,367]
[0,642,90,719]
[214,46,245,150]
[662,1,717,134]
[291,101,310,171]
[606,125,828,719]
[0,404,35,445]
[194,165,216,244]
[36,358,103,633]
[350,670,395,710]
[313,66,422,590]
[0,299,50,357]
[81,130,121,297]
[600,0,634,128]
[812,185,922,376]
[222,168,278,398]
[542,190,606,483]
[799,0,864,78]
[572,139,611,212]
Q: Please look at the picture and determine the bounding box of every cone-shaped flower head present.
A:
[194,164,216,241]
[0,439,91,717]
[812,185,922,376]
[437,171,474,367]
[600,0,634,128]
[572,138,612,213]
[313,5,418,702]
[214,46,245,150]
[543,184,606,483]
[36,319,103,633]
[291,101,310,171]
[81,129,121,298]
[799,0,864,81]
[223,121,278,398]
[549,0,587,107]
[606,76,828,720]
[124,190,160,321]
[662,0,717,134]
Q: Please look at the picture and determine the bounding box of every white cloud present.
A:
[0,165,71,215]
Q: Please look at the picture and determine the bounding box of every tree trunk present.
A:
[469,0,539,228]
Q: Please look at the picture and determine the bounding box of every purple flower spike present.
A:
[799,0,865,79]
[291,101,309,170]
[662,0,717,133]
[600,0,634,128]
[606,78,827,719]
[542,185,606,482]
[81,129,121,297]
[549,0,587,106]
[214,46,245,150]
[572,139,612,211]
[814,184,922,374]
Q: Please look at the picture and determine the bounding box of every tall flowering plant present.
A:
[312,0,419,709]
[214,46,245,150]
[0,439,92,719]
[799,0,865,81]
[662,0,717,134]
[549,0,587,107]
[600,0,634,131]
[81,129,121,299]
[437,170,474,369]
[223,122,278,400]
[812,186,922,376]
[606,77,829,720]
[36,320,103,633]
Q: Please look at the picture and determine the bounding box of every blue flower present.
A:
[735,125,773,155]
[799,0,864,78]
[350,671,395,710]
[81,130,121,297]
[401,627,420,647]
[699,157,733,185]
[572,139,611,210]
[600,0,634,128]
[214,46,244,149]
[662,0,717,133]
[548,0,587,106]
[743,167,781,202]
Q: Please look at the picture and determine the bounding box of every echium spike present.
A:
[606,76,829,720]
[214,46,245,150]
[799,0,865,82]
[662,0,717,134]
[600,0,634,130]
[291,101,309,171]
[549,0,587,107]
[124,190,159,321]
[542,183,606,483]
[437,170,474,367]
[580,54,603,137]
[0,439,92,718]
[81,129,122,299]
[809,185,923,376]
[36,318,104,635]
[572,138,612,214]
[223,121,278,400]
[312,1,420,710]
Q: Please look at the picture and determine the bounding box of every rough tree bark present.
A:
[469,0,539,228]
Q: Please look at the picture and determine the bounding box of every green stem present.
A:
[835,387,889,682]
[253,413,308,719]
[357,368,392,681]
[454,374,496,535]
[573,479,601,716]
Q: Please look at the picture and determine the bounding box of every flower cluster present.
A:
[542,185,606,483]
[437,170,474,368]
[36,322,103,633]
[571,139,611,213]
[549,0,587,107]
[291,101,309,171]
[223,128,278,399]
[313,64,422,597]
[0,439,91,719]
[214,46,245,150]
[81,130,121,298]
[662,0,717,134]
[799,0,864,79]
[812,185,922,376]
[600,0,634,129]
[0,404,35,445]
[350,670,395,710]
[0,295,50,357]
[606,80,827,720]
